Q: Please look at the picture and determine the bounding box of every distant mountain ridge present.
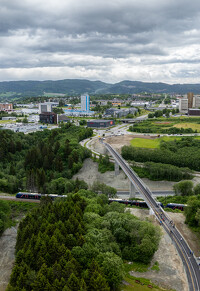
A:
[0,79,200,96]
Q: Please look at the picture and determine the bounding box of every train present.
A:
[165,203,187,211]
[16,192,65,200]
[16,193,187,211]
[109,198,164,209]
[109,199,187,211]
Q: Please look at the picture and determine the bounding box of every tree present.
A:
[67,273,80,290]
[195,208,200,226]
[194,184,200,195]
[22,117,28,123]
[100,252,124,289]
[173,181,193,196]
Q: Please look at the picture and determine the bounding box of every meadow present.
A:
[130,136,200,149]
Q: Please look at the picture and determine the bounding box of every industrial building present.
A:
[58,115,71,123]
[87,120,115,128]
[105,108,137,118]
[39,112,57,124]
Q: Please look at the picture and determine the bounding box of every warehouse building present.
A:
[188,109,200,116]
[87,119,115,128]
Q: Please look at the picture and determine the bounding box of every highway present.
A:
[103,141,200,291]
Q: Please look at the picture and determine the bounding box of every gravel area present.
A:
[73,158,177,191]
[167,212,200,257]
[0,225,18,291]
[128,208,188,291]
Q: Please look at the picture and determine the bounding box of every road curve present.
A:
[103,141,200,291]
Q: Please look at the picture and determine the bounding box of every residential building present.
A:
[81,94,90,111]
[187,92,194,108]
[193,96,200,108]
[0,103,13,111]
[179,98,188,113]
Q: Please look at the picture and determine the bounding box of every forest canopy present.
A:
[0,123,93,194]
[7,191,161,290]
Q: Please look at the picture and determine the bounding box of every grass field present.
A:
[121,262,173,291]
[173,122,200,131]
[130,136,200,149]
[0,120,16,124]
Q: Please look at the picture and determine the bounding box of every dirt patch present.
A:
[0,225,18,291]
[154,122,172,124]
[167,212,200,257]
[73,158,177,191]
[128,208,188,291]
[72,158,130,189]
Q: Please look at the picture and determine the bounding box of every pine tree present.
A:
[67,273,80,290]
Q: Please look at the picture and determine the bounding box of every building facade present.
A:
[81,94,90,111]
[179,98,188,113]
[0,103,13,111]
[188,109,200,116]
[39,102,53,114]
[87,120,114,128]
[39,112,57,124]
[187,92,194,108]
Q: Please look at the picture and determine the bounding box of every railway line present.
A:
[103,141,200,291]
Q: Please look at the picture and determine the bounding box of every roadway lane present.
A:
[103,141,200,291]
[116,190,174,199]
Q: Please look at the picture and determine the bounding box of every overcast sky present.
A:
[1,0,200,84]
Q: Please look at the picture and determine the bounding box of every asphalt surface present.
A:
[103,141,200,291]
[116,190,174,199]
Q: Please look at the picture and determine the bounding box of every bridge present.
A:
[103,141,200,291]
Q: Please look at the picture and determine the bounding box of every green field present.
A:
[130,136,200,149]
[174,122,200,131]
[0,120,16,124]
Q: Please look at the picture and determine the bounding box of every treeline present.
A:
[148,108,179,119]
[185,195,200,227]
[0,200,11,234]
[122,137,200,171]
[7,191,161,290]
[130,124,196,134]
[97,154,114,173]
[132,162,193,181]
[0,123,93,193]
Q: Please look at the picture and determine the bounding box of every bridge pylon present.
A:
[129,181,136,198]
[115,161,120,176]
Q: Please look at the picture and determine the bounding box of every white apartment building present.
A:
[193,96,200,108]
[39,102,53,114]
[179,98,188,113]
[81,94,90,111]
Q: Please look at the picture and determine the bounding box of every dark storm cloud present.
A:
[1,0,200,82]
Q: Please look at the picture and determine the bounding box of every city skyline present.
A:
[1,0,200,84]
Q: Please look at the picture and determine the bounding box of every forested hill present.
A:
[1,79,200,97]
[0,123,93,194]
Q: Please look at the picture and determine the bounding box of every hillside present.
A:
[1,79,200,97]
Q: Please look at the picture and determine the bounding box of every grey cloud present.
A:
[0,0,200,82]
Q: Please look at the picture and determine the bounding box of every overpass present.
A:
[103,141,200,291]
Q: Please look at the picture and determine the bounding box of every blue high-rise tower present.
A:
[81,94,90,111]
